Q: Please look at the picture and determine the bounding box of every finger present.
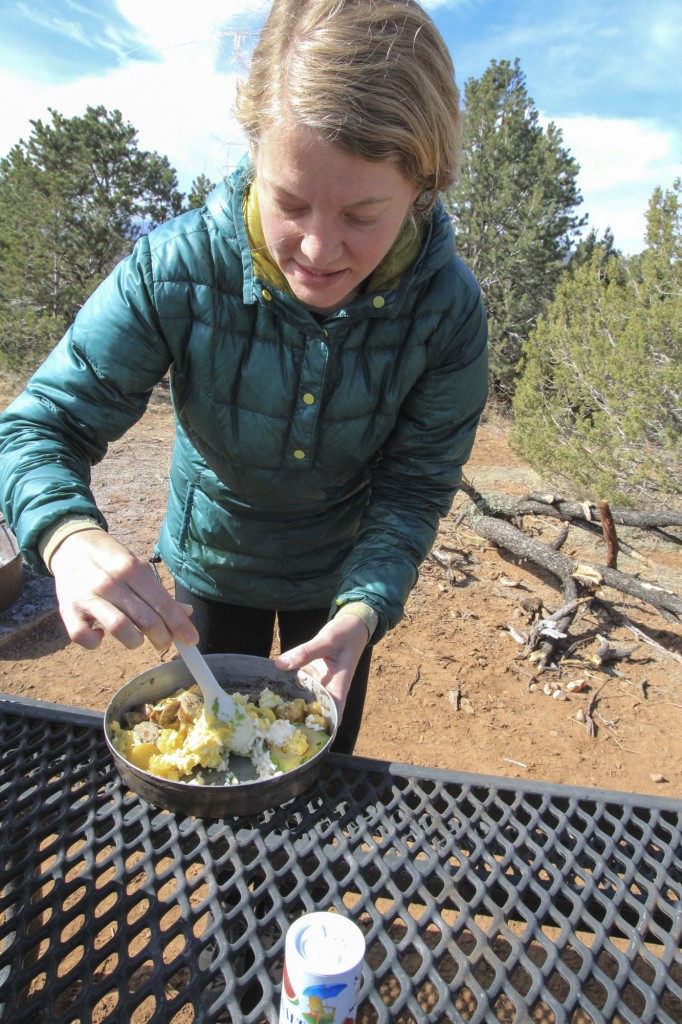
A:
[274,643,313,671]
[114,563,199,646]
[95,575,199,650]
[68,595,149,650]
[296,660,324,683]
[118,592,180,651]
[58,605,107,651]
[134,587,199,648]
[90,605,147,649]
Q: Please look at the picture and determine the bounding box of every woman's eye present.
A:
[278,204,307,216]
[346,215,378,227]
[274,203,377,226]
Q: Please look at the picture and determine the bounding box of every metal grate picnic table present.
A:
[1,693,680,1023]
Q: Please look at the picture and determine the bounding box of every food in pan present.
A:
[110,684,331,784]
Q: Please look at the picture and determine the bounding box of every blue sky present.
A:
[1,0,680,255]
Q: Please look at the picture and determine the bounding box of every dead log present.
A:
[466,510,579,596]
[526,492,682,549]
[462,480,682,530]
[525,493,682,530]
[459,482,676,563]
[466,509,682,624]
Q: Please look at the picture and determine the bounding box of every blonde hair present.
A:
[235,0,461,210]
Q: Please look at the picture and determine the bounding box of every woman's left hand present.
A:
[274,615,369,719]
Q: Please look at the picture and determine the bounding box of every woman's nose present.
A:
[299,218,343,267]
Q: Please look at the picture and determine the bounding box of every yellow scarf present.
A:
[244,180,426,300]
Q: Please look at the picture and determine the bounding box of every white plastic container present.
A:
[279,911,366,1024]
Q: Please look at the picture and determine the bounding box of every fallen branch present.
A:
[461,482,682,561]
[550,523,570,551]
[590,635,641,666]
[468,509,682,619]
[524,596,589,653]
[525,492,682,532]
[453,481,682,678]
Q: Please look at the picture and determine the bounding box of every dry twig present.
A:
[618,614,682,664]
[407,667,421,695]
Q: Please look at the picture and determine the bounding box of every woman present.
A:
[0,0,488,752]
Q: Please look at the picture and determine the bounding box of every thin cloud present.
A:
[647,5,682,54]
[551,115,680,254]
[13,1,143,57]
[2,1,159,82]
[446,0,681,118]
[16,6,100,50]
[559,118,677,191]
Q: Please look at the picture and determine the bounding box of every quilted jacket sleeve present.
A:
[0,235,172,571]
[332,269,488,643]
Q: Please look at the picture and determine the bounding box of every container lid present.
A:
[288,912,365,975]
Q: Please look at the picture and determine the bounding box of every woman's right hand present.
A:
[49,530,199,652]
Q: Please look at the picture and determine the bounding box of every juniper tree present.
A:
[511,178,682,506]
[446,59,586,398]
[0,105,184,369]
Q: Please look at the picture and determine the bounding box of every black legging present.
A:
[175,582,371,754]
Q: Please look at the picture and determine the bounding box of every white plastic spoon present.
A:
[173,637,256,754]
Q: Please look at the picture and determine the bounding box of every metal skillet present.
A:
[104,653,338,818]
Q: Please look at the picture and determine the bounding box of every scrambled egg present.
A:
[111,685,331,784]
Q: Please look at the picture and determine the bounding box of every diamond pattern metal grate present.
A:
[1,694,681,1024]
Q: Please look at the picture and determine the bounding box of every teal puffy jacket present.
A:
[0,162,488,641]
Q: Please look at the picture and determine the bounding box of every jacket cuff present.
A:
[333,600,380,642]
[39,516,105,574]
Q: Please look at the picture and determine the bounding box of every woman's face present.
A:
[256,123,419,314]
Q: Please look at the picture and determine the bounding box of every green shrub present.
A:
[511,180,681,507]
